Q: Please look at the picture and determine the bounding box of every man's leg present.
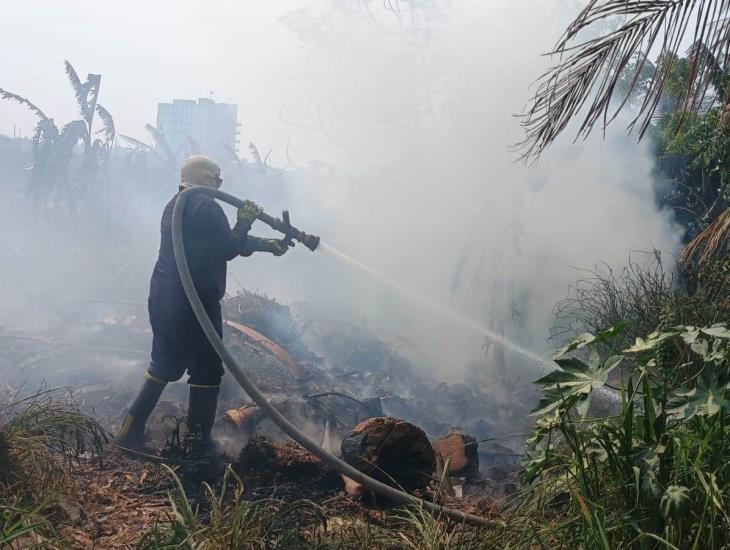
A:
[186,300,225,452]
[116,313,185,448]
[116,372,168,448]
[187,384,220,448]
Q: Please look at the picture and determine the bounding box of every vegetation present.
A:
[0,61,116,209]
[502,322,730,548]
[137,465,495,549]
[653,65,730,242]
[520,0,730,253]
[0,389,106,547]
[0,2,728,548]
[137,465,327,549]
[520,14,730,543]
[520,1,730,163]
[552,253,729,354]
[8,321,730,548]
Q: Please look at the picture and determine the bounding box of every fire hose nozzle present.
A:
[257,210,321,252]
[297,232,321,252]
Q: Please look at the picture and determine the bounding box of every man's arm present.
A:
[240,236,293,257]
[192,199,250,261]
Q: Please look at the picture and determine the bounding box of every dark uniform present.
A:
[147,192,251,386]
[116,153,285,451]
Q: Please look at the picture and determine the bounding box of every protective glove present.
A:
[237,200,263,227]
[262,238,294,256]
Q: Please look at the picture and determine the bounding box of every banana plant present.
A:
[0,61,116,207]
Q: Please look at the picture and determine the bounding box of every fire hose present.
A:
[172,186,490,527]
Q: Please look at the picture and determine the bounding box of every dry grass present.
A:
[0,388,107,547]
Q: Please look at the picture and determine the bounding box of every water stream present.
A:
[319,242,551,369]
[319,242,621,404]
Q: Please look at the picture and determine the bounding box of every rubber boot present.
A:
[187,385,220,456]
[115,375,167,449]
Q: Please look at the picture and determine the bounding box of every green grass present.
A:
[137,464,327,549]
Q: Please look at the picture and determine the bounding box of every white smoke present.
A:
[226,0,682,383]
[0,1,682,386]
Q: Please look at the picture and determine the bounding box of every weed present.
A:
[138,464,325,549]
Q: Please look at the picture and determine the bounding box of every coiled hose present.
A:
[172,186,490,526]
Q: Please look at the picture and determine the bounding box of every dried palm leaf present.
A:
[0,88,48,120]
[34,119,59,152]
[64,60,102,133]
[64,60,90,119]
[689,40,728,97]
[145,123,176,164]
[520,0,730,162]
[0,88,58,152]
[249,142,262,164]
[118,134,154,152]
[679,206,730,267]
[57,120,88,158]
[95,104,115,143]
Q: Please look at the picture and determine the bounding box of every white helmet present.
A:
[180,155,222,189]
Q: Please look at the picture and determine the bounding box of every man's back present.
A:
[152,192,244,302]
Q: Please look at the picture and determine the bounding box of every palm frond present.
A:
[249,142,262,164]
[520,0,730,162]
[58,120,88,155]
[0,88,48,120]
[64,60,102,134]
[91,137,112,156]
[95,104,115,144]
[689,40,727,97]
[84,73,101,126]
[35,118,59,151]
[118,134,154,152]
[64,60,89,119]
[145,123,176,163]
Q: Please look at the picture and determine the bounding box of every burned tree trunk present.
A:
[340,416,435,491]
[433,430,479,478]
[224,405,266,434]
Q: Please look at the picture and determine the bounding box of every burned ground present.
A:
[0,290,527,547]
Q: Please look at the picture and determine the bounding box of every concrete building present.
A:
[156,98,239,160]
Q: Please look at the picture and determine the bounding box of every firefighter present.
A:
[115,155,291,453]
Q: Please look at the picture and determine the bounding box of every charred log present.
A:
[340,416,435,491]
[433,430,479,479]
[224,405,266,435]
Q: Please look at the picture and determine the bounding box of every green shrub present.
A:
[509,323,730,548]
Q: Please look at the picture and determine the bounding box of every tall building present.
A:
[156,98,239,161]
